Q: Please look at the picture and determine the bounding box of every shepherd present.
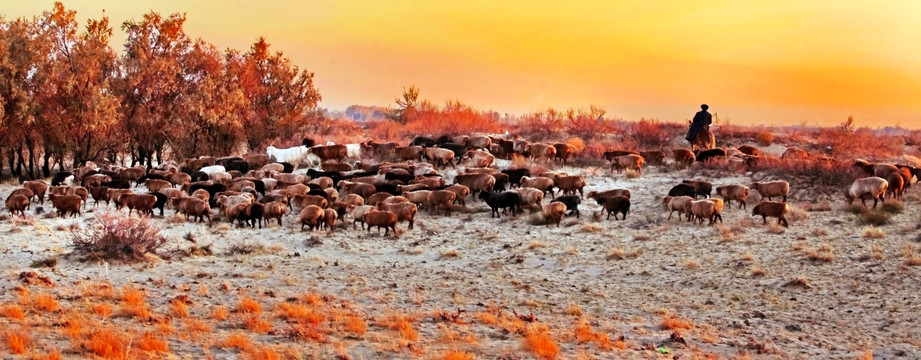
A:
[686,104,715,150]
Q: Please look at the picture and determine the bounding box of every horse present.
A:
[689,127,715,151]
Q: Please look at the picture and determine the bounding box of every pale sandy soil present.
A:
[1,157,920,359]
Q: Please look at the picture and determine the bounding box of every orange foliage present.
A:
[36,348,63,360]
[473,311,497,325]
[288,322,327,343]
[212,306,230,321]
[380,315,419,341]
[91,303,113,319]
[237,297,262,314]
[242,345,282,360]
[661,314,694,330]
[5,329,30,354]
[170,300,189,318]
[523,329,560,360]
[33,293,58,312]
[220,333,253,351]
[120,286,146,307]
[343,314,367,336]
[135,332,169,353]
[243,314,272,334]
[439,350,476,360]
[183,319,213,338]
[84,327,130,359]
[0,304,26,320]
[62,313,85,340]
[573,321,614,350]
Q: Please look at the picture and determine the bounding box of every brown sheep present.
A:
[158,187,183,200]
[706,198,724,224]
[108,189,134,208]
[339,181,376,199]
[364,209,398,235]
[396,146,424,162]
[587,189,631,200]
[468,135,491,150]
[886,173,905,199]
[299,205,326,231]
[23,180,48,204]
[443,184,470,206]
[364,192,390,207]
[553,143,578,164]
[229,180,256,192]
[9,188,34,209]
[403,190,432,208]
[737,145,761,156]
[752,181,790,202]
[308,176,334,190]
[661,195,693,220]
[715,184,750,209]
[310,144,348,162]
[245,153,270,169]
[611,154,645,174]
[846,177,888,208]
[263,201,288,225]
[515,187,545,212]
[672,149,695,169]
[781,147,808,160]
[324,187,339,203]
[49,193,82,218]
[123,194,157,216]
[273,173,305,187]
[639,150,666,165]
[145,179,172,193]
[381,196,410,206]
[519,176,554,196]
[5,194,29,217]
[321,162,351,173]
[70,186,90,209]
[427,190,457,215]
[262,163,285,173]
[397,183,430,193]
[119,166,147,185]
[321,209,338,231]
[423,147,456,169]
[454,173,496,199]
[349,205,376,230]
[191,189,210,203]
[603,149,639,161]
[83,174,111,189]
[378,202,418,230]
[527,143,557,162]
[294,194,328,210]
[555,175,586,198]
[283,183,311,199]
[410,176,445,189]
[224,203,249,224]
[541,202,567,227]
[172,197,213,225]
[752,201,790,227]
[462,167,497,175]
[685,200,717,225]
[596,195,630,220]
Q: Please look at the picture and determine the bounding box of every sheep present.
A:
[586,189,631,201]
[552,143,579,165]
[378,202,418,230]
[846,177,888,208]
[299,205,326,231]
[364,209,399,235]
[464,150,495,168]
[224,203,249,225]
[263,201,288,225]
[706,198,724,224]
[442,184,470,206]
[682,180,713,199]
[479,191,521,218]
[410,176,445,189]
[551,195,581,218]
[662,195,694,220]
[9,188,34,209]
[695,148,726,163]
[22,180,48,204]
[423,147,456,169]
[596,195,630,220]
[611,154,645,174]
[639,150,666,165]
[123,194,157,217]
[339,181,376,199]
[49,193,82,218]
[5,194,29,217]
[781,147,808,160]
[672,149,696,169]
[294,194,328,210]
[145,179,172,193]
[886,173,905,199]
[686,200,717,225]
[403,190,432,208]
[752,180,790,202]
[395,146,424,161]
[467,135,491,150]
[107,189,133,209]
[750,202,792,231]
[515,187,545,212]
[872,164,899,178]
[273,173,304,187]
[491,173,509,192]
[267,145,311,169]
[519,176,554,196]
[454,174,496,200]
[603,150,638,161]
[541,202,567,227]
[715,184,750,209]
[119,166,147,186]
[427,190,457,215]
[554,175,586,198]
[172,197,212,225]
[239,202,265,229]
[737,145,761,157]
[364,192,390,207]
[51,172,74,186]
[83,174,111,189]
[527,143,557,162]
[410,136,436,148]
[349,205,376,230]
[381,196,410,206]
[501,168,531,188]
[667,184,696,198]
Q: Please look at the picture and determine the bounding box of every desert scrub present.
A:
[71,213,167,262]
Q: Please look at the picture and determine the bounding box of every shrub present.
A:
[630,118,676,150]
[756,132,774,146]
[71,213,167,262]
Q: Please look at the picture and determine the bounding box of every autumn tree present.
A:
[229,37,322,152]
[36,2,119,168]
[116,11,190,167]
[387,85,420,124]
[0,17,44,178]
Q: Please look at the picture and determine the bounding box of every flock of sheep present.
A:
[1,134,914,235]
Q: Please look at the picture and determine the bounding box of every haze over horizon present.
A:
[6,1,921,127]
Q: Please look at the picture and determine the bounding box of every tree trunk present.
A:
[7,150,15,179]
[15,145,24,180]
[42,150,51,178]
[26,143,36,180]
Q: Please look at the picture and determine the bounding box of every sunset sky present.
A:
[6,1,921,127]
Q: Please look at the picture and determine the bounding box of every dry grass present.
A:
[750,266,767,277]
[661,314,694,330]
[4,329,30,354]
[84,327,131,358]
[902,243,921,266]
[606,247,640,260]
[33,293,58,313]
[681,258,701,270]
[767,223,785,234]
[805,243,835,263]
[135,332,169,353]
[71,213,167,262]
[523,328,559,360]
[0,304,26,320]
[237,297,262,314]
[438,350,477,360]
[862,226,886,239]
[580,223,604,233]
[625,169,641,179]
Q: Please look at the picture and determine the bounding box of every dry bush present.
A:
[806,243,835,263]
[4,329,30,354]
[580,223,604,234]
[880,200,904,214]
[629,118,677,150]
[859,210,891,226]
[756,132,774,146]
[0,304,26,320]
[750,266,767,277]
[71,213,167,262]
[661,314,694,330]
[751,158,858,191]
[84,327,131,358]
[767,223,785,234]
[781,277,812,289]
[522,327,560,360]
[681,258,700,270]
[606,247,640,260]
[379,315,419,341]
[135,332,169,353]
[625,169,641,179]
[29,256,58,268]
[439,350,476,360]
[33,293,58,312]
[862,226,886,239]
[901,243,921,266]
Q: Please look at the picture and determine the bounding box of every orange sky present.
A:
[6,1,921,127]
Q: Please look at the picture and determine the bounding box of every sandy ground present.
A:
[1,158,921,359]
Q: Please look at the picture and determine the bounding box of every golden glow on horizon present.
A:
[5,0,921,125]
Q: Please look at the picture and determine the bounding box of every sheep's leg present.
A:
[762,216,767,224]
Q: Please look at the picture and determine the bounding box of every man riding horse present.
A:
[686,104,715,150]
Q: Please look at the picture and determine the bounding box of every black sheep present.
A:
[190,171,210,182]
[551,195,581,218]
[373,182,400,196]
[667,184,697,198]
[492,173,509,192]
[694,148,726,163]
[279,162,295,173]
[384,172,414,185]
[596,195,630,220]
[410,136,435,148]
[479,191,521,218]
[242,202,265,229]
[188,183,227,207]
[150,192,168,217]
[501,168,531,188]
[51,172,73,186]
[437,143,466,161]
[102,179,131,189]
[681,180,713,198]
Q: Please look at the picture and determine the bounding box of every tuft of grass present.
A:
[0,304,26,320]
[681,258,700,270]
[528,241,547,250]
[30,256,58,269]
[805,243,835,263]
[625,169,641,179]
[523,328,559,360]
[4,329,30,354]
[343,314,367,336]
[606,247,640,260]
[135,332,169,353]
[756,132,774,146]
[84,327,130,358]
[632,234,650,241]
[862,226,886,239]
[782,277,812,289]
[379,315,419,341]
[661,314,694,330]
[439,350,476,360]
[439,249,460,259]
[750,266,767,277]
[33,293,58,312]
[902,243,921,266]
[581,223,604,233]
[767,223,785,234]
[220,333,253,351]
[859,210,891,226]
[237,297,262,314]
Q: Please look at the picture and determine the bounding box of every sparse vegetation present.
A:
[71,213,167,262]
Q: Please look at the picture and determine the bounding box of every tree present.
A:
[387,85,420,124]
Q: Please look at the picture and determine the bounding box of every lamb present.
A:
[23,180,48,204]
[454,174,496,200]
[123,194,157,217]
[541,202,567,227]
[662,195,694,220]
[299,205,326,231]
[752,180,790,202]
[682,180,713,199]
[377,202,418,230]
[550,195,581,218]
[427,190,457,215]
[364,209,399,235]
[263,201,288,225]
[555,175,586,198]
[886,173,905,199]
[519,176,554,196]
[715,185,750,209]
[686,200,717,225]
[514,187,545,212]
[5,194,29,217]
[611,154,645,174]
[751,201,790,227]
[845,177,888,208]
[479,191,521,218]
[672,149,696,169]
[596,195,630,220]
[49,193,82,218]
